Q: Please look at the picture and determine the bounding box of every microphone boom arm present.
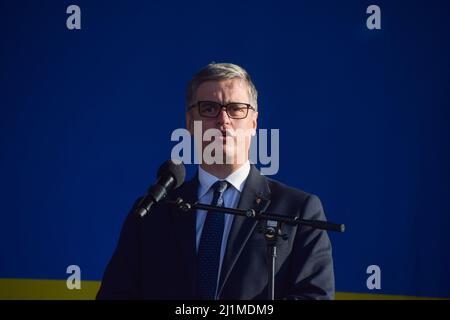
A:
[165,197,345,233]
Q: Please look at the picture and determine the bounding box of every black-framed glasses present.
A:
[189,101,255,119]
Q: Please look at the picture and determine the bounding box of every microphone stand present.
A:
[165,197,345,300]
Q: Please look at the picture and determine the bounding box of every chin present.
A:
[224,151,248,165]
[222,151,235,165]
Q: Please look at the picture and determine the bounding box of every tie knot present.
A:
[212,180,229,195]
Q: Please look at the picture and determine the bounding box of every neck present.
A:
[200,163,246,179]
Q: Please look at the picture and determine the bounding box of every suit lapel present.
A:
[217,165,271,298]
[168,175,199,296]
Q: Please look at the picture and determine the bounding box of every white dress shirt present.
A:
[195,161,251,298]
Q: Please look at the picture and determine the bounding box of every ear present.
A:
[251,111,258,136]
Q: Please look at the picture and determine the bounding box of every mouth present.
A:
[220,129,233,141]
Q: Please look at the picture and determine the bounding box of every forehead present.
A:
[195,78,250,102]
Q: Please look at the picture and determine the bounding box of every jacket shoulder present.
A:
[265,176,325,220]
[266,176,312,203]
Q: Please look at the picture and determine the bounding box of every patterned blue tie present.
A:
[197,180,229,300]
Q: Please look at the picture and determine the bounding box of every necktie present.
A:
[197,180,229,300]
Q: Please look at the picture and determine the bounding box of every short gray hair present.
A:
[185,62,258,112]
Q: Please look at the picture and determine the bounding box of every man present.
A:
[97,63,334,299]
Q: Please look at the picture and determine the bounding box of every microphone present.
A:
[136,160,186,217]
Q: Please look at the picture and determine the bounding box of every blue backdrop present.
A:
[1,0,449,298]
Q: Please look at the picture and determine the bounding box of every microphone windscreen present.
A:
[157,159,186,189]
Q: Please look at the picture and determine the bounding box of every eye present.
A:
[229,104,245,114]
[200,102,220,115]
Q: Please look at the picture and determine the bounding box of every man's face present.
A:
[186,78,258,165]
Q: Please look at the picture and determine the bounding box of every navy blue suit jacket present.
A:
[97,165,335,299]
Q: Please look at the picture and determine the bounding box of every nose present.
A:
[216,107,231,125]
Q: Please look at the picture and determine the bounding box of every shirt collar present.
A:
[198,162,251,199]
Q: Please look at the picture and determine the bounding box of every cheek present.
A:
[186,112,195,132]
[201,121,216,133]
[235,120,256,133]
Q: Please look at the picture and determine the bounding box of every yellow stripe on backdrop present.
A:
[0,279,100,300]
[0,278,446,300]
